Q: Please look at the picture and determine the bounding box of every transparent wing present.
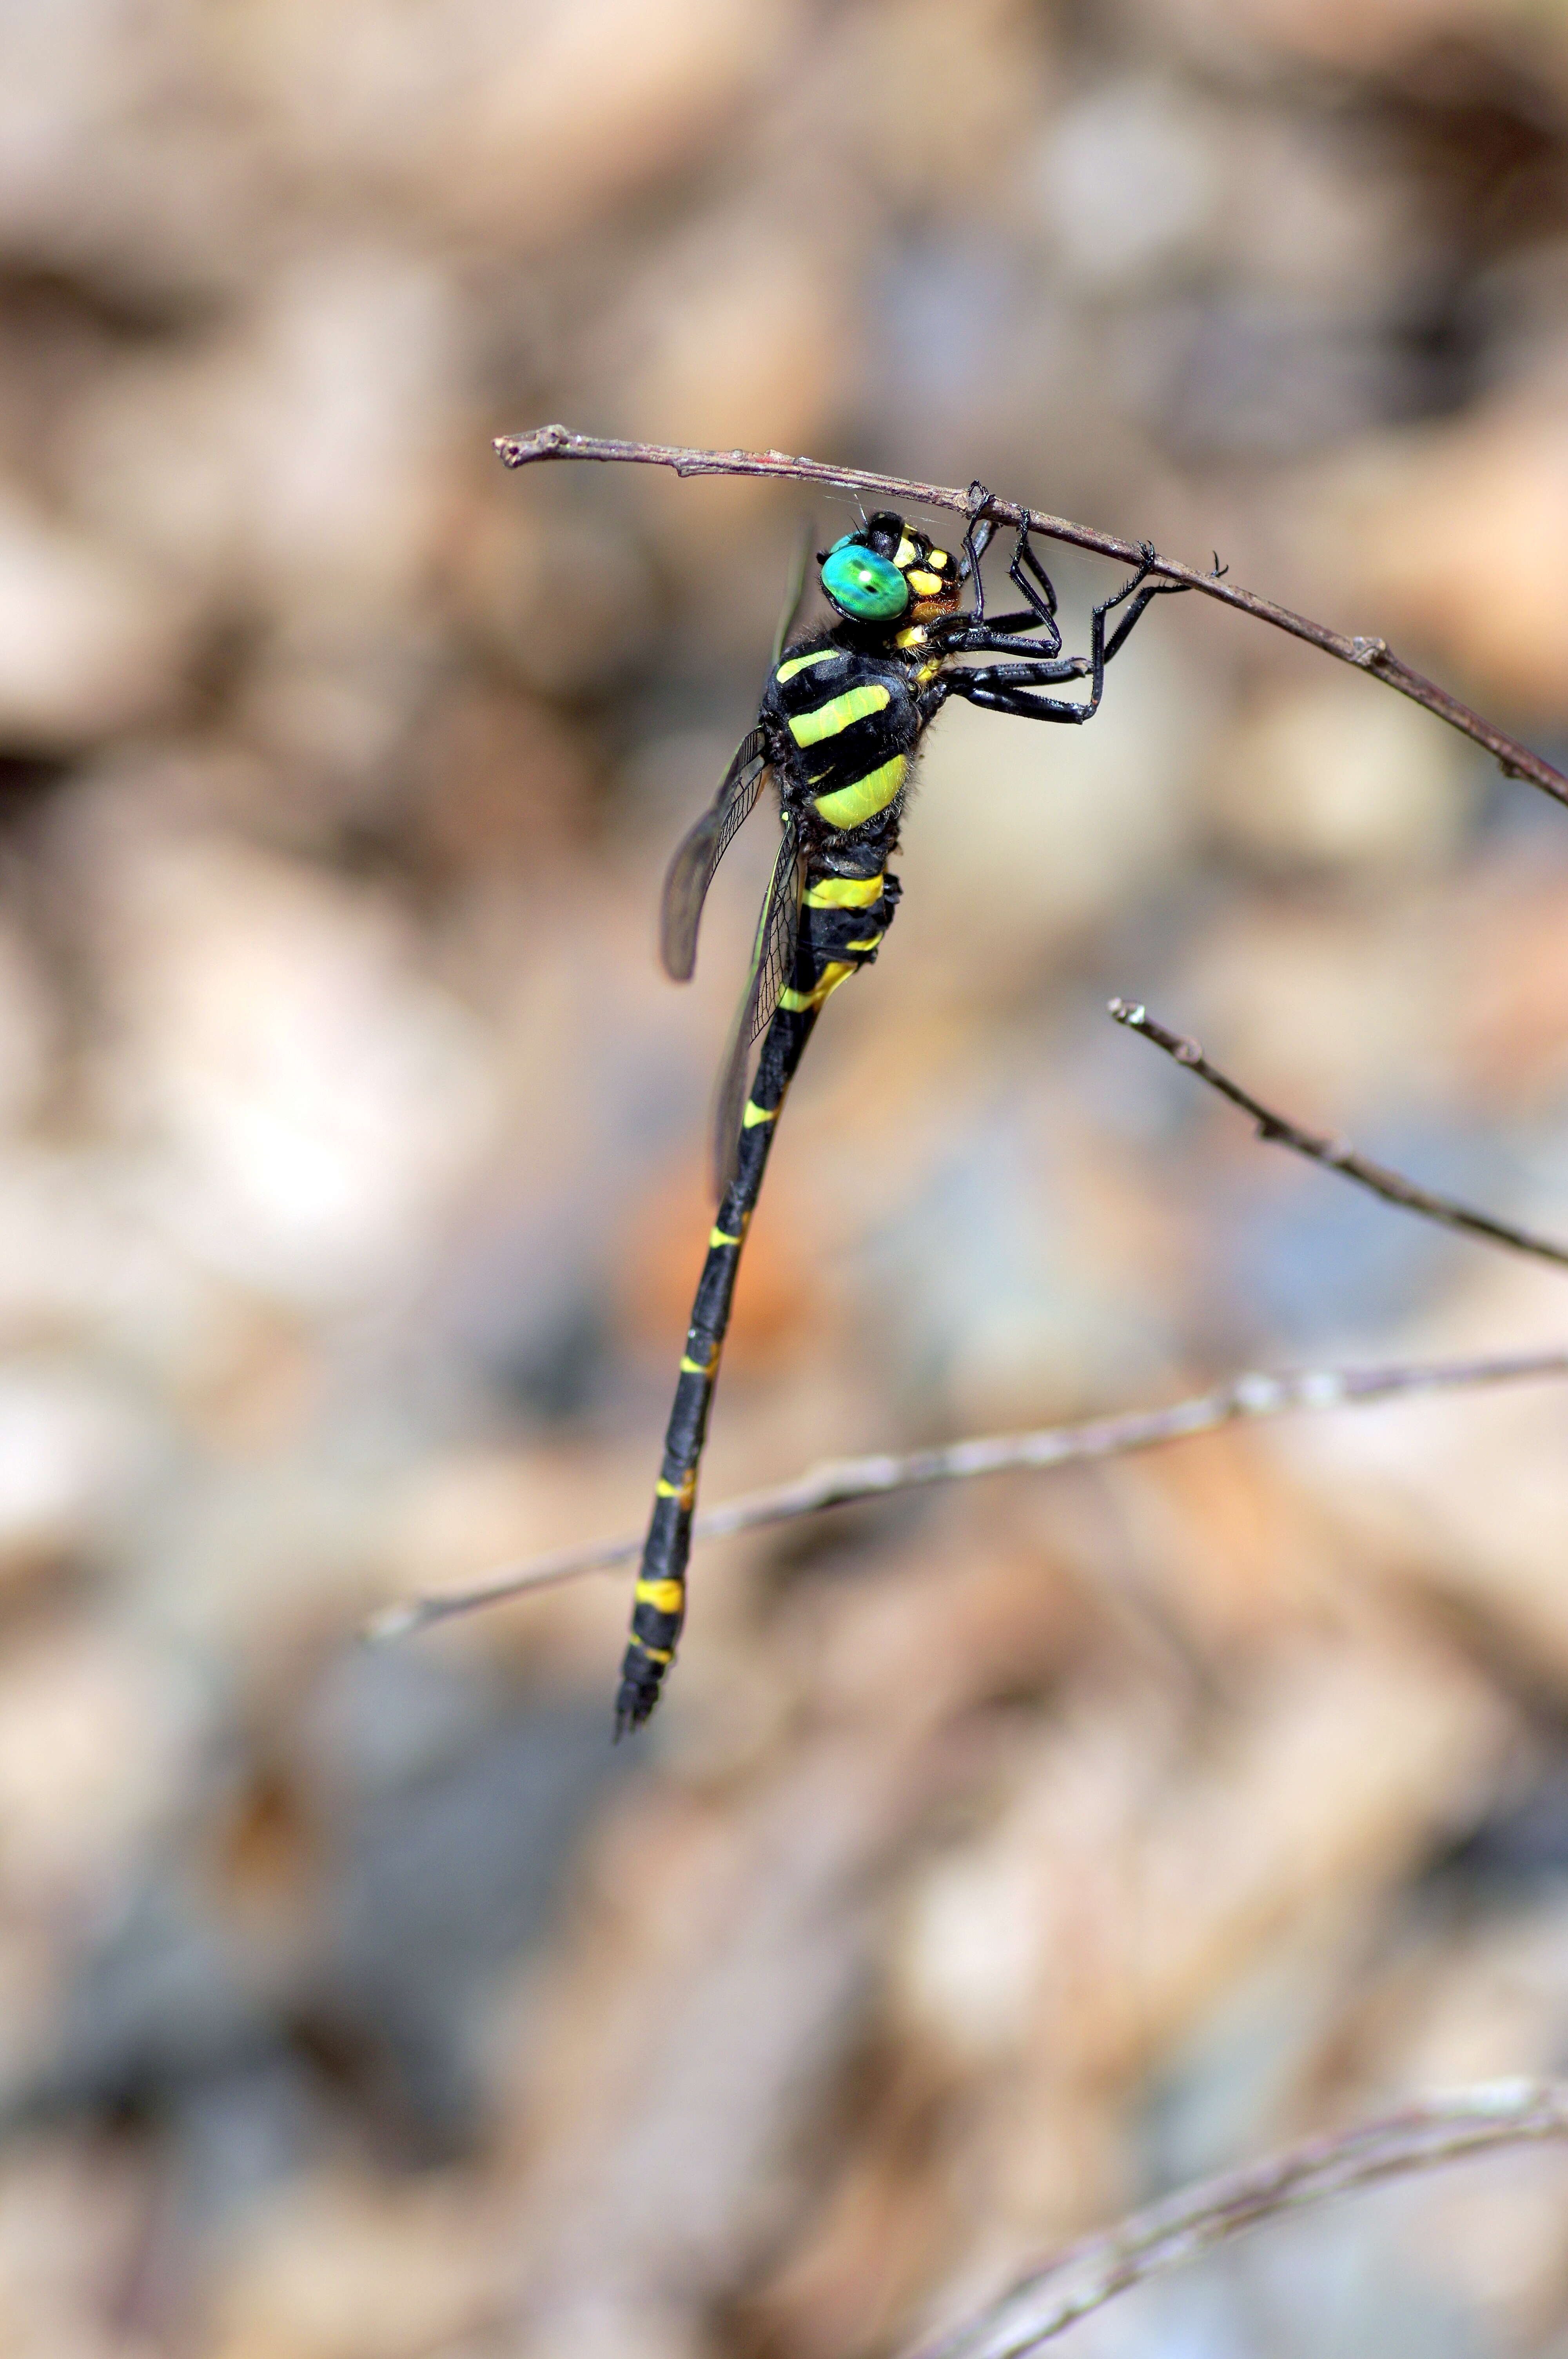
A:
[770,516,815,668]
[710,818,805,1201]
[659,726,769,983]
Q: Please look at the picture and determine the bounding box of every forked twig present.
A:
[367,1345,1568,1639]
[1110,1000,1568,1272]
[912,2080,1568,2359]
[495,425,1568,810]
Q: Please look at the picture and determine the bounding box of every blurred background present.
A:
[5,2,1568,2354]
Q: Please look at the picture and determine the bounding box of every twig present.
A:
[1109,1000,1568,1272]
[911,2079,1568,2359]
[367,1345,1568,1640]
[495,426,1568,811]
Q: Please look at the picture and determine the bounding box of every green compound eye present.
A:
[820,542,910,622]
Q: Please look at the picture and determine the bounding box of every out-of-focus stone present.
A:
[64,252,459,614]
[204,2166,507,2359]
[1158,0,1566,72]
[0,1361,154,1579]
[1030,80,1225,294]
[890,1628,1504,2087]
[450,0,793,245]
[1174,895,1458,1120]
[0,0,268,302]
[597,219,852,461]
[86,820,501,1305]
[457,494,658,700]
[0,2131,158,2359]
[1461,868,1568,1112]
[898,632,1208,989]
[0,1617,202,1914]
[1307,399,1568,719]
[0,487,189,749]
[503,1733,946,2359]
[0,925,58,1134]
[1206,672,1474,874]
[831,0,1055,207]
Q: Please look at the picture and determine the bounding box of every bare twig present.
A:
[1110,999,1568,1272]
[912,2079,1568,2359]
[495,425,1568,810]
[367,1345,1568,1640]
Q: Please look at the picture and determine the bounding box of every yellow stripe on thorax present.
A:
[813,754,907,829]
[804,872,883,909]
[788,683,889,747]
[775,648,840,685]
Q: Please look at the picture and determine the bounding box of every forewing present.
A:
[710,819,804,1201]
[659,726,769,982]
[770,516,815,668]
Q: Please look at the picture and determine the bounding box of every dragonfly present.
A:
[617,486,1185,1734]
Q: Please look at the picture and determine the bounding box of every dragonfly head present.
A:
[818,513,962,629]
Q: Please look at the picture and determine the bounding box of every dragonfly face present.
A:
[818,512,963,629]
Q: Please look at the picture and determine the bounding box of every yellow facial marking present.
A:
[803,872,883,908]
[788,683,891,747]
[812,753,907,829]
[895,624,927,648]
[635,1578,684,1615]
[775,647,839,685]
[894,536,916,569]
[907,570,942,597]
[927,549,948,568]
[742,1100,777,1128]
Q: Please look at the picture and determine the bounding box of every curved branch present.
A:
[495,426,1568,810]
[366,1345,1568,1640]
[912,2080,1568,2359]
[1110,1001,1568,1271]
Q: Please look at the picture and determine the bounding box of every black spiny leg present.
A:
[938,501,1073,662]
[937,544,1182,725]
[958,479,1000,621]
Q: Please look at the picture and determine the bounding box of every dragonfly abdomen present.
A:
[613,840,901,1737]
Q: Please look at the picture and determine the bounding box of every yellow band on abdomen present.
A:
[635,1578,684,1614]
[804,872,883,909]
[780,961,855,1014]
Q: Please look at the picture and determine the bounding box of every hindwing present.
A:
[659,726,769,983]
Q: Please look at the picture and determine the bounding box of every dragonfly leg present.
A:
[945,545,1175,724]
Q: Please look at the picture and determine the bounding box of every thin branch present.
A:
[913,2079,1568,2359]
[1110,999,1568,1272]
[495,425,1568,811]
[366,1345,1568,1641]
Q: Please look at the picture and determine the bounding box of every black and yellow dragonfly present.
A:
[617,489,1182,1734]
